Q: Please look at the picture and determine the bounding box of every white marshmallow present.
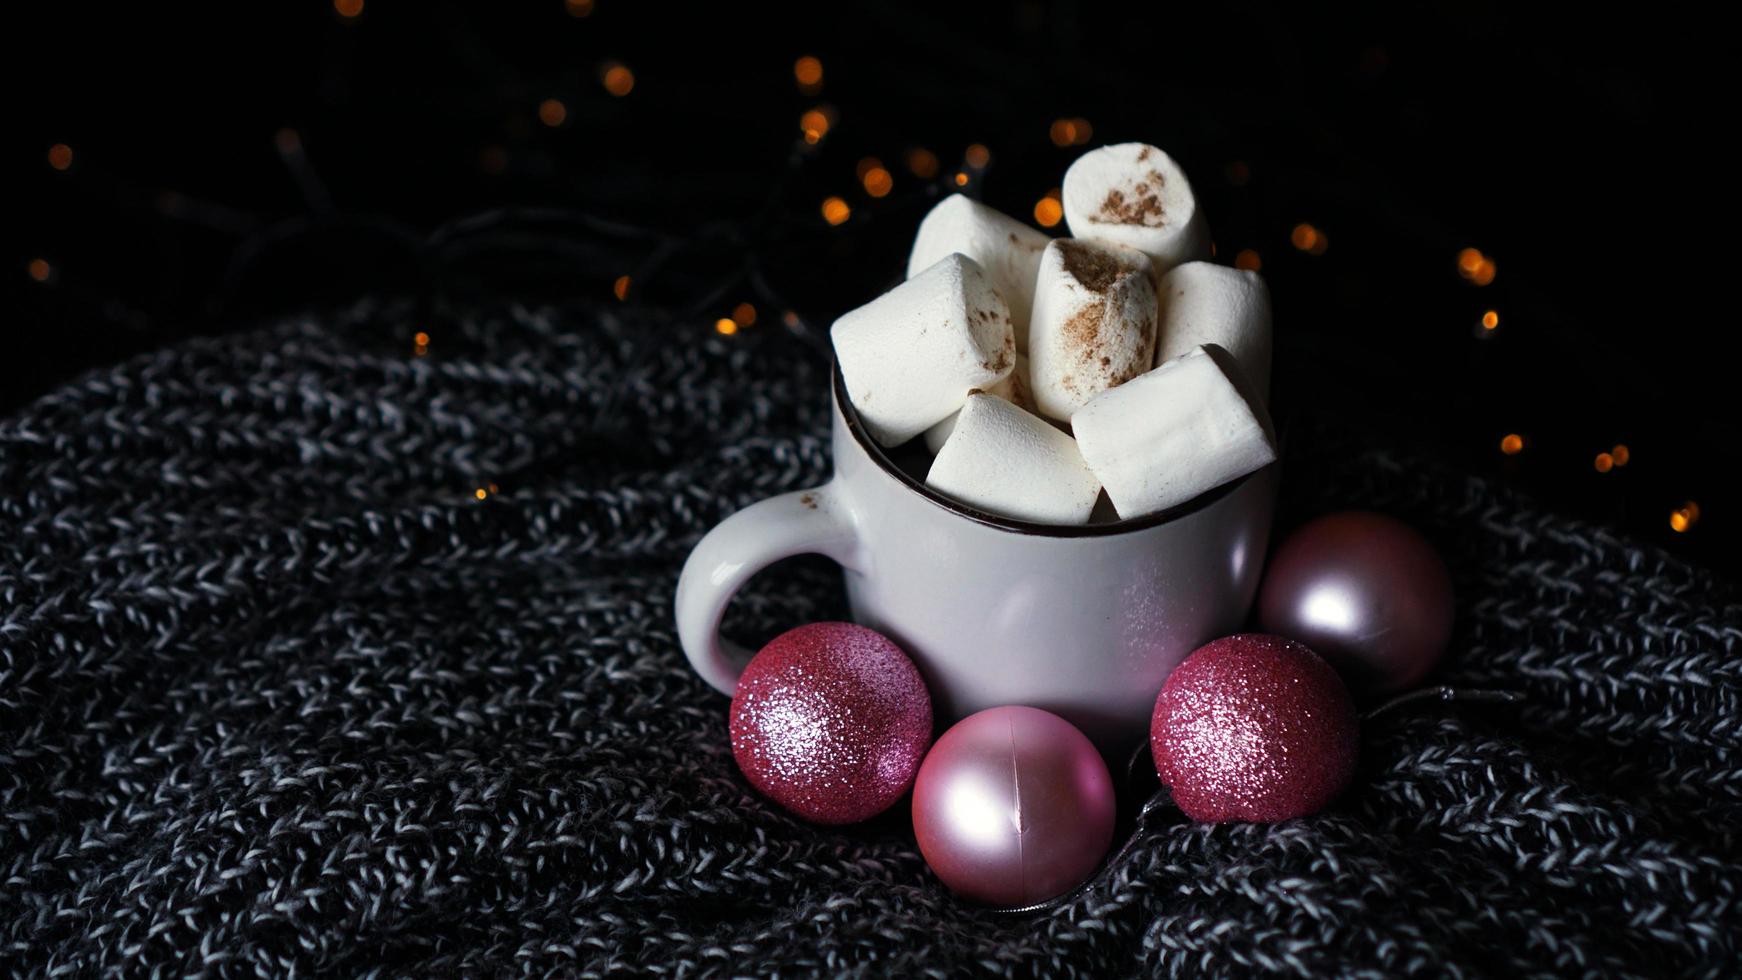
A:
[923,353,1034,454]
[927,393,1102,524]
[908,195,1051,351]
[1063,143,1209,276]
[1028,239,1158,421]
[1071,345,1275,519]
[832,253,1016,446]
[1155,262,1273,400]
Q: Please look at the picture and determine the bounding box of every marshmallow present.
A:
[832,252,1016,446]
[1028,239,1158,421]
[923,353,1034,454]
[908,195,1052,351]
[927,393,1102,524]
[1063,143,1209,276]
[1155,261,1273,400]
[1071,345,1275,519]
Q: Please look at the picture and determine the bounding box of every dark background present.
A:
[8,2,1736,575]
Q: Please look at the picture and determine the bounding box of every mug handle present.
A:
[675,480,862,696]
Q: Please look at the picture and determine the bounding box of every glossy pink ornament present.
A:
[911,706,1115,907]
[1258,510,1454,698]
[729,622,932,825]
[1151,634,1358,823]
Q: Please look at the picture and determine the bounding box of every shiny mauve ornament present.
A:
[911,706,1115,907]
[1258,510,1455,697]
[1151,634,1358,823]
[729,622,933,825]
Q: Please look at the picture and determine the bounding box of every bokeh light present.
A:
[862,166,893,198]
[602,63,635,96]
[800,107,833,144]
[856,157,893,197]
[1034,190,1063,228]
[794,56,823,94]
[1049,118,1093,147]
[1291,223,1328,255]
[1459,248,1497,285]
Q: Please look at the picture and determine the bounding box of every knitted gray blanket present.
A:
[2,301,1737,977]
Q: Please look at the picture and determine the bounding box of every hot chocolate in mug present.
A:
[675,365,1279,748]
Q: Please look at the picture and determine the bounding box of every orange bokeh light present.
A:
[1049,118,1093,147]
[800,108,832,144]
[1291,223,1328,254]
[862,166,893,198]
[1034,193,1063,228]
[794,56,823,94]
[602,63,635,97]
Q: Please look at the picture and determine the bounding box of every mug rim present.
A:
[832,360,1268,538]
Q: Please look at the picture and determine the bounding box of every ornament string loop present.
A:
[1362,685,1523,722]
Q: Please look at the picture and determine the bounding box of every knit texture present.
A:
[2,300,1738,977]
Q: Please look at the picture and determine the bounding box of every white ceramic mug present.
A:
[675,366,1279,749]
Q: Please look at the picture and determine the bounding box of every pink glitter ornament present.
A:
[1151,634,1358,823]
[911,706,1116,907]
[729,622,933,825]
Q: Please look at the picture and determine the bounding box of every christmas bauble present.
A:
[1258,510,1454,697]
[729,622,932,825]
[1151,634,1358,823]
[911,705,1115,907]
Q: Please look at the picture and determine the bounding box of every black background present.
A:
[8,2,1737,575]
